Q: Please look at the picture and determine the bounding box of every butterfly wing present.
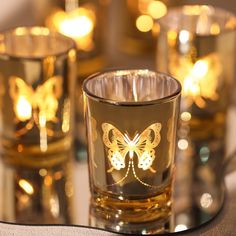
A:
[9,76,34,122]
[135,123,162,172]
[102,123,129,171]
[35,76,62,122]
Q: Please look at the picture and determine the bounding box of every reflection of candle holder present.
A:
[120,0,184,56]
[157,5,236,228]
[0,27,76,168]
[0,153,74,224]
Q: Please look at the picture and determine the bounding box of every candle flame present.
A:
[46,7,95,51]
[169,53,222,108]
[9,76,63,138]
[16,96,32,121]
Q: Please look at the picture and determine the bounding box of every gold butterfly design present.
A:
[9,76,62,137]
[102,122,162,187]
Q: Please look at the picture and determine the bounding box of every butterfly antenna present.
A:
[124,133,131,143]
[131,159,154,188]
[107,160,131,186]
[149,166,156,173]
[133,133,140,144]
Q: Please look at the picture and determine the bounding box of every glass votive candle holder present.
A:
[83,69,181,233]
[0,27,77,168]
[156,5,236,217]
[157,5,236,121]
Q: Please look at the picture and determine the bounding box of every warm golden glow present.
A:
[39,113,48,152]
[102,122,161,187]
[62,99,70,133]
[136,15,153,32]
[15,27,50,36]
[31,27,50,36]
[131,1,167,33]
[183,5,211,16]
[65,181,74,197]
[46,7,95,51]
[39,168,48,177]
[191,60,208,78]
[183,58,219,104]
[68,49,77,62]
[44,175,53,186]
[16,96,32,121]
[19,179,34,195]
[17,144,23,152]
[178,139,188,150]
[200,193,213,208]
[54,171,63,180]
[175,224,188,232]
[169,53,222,108]
[147,1,167,19]
[167,30,177,46]
[15,27,27,36]
[60,13,92,38]
[179,30,190,44]
[210,23,220,35]
[138,0,151,14]
[225,17,236,30]
[152,22,160,36]
[180,112,192,122]
[9,76,63,136]
[50,196,59,218]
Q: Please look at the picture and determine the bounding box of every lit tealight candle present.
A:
[46,7,95,51]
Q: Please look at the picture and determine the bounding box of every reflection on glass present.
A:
[0,153,74,224]
[18,179,34,195]
[169,53,222,108]
[200,193,213,209]
[175,224,188,232]
[0,148,227,233]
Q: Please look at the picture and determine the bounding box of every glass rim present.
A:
[158,5,236,36]
[83,69,182,106]
[0,26,76,60]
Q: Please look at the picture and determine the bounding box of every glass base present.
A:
[90,184,172,224]
[90,207,174,235]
